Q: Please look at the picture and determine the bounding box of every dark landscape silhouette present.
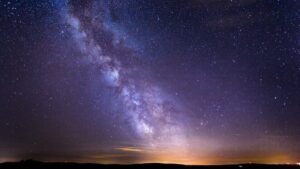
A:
[0,160,299,169]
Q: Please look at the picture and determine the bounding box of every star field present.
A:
[0,0,300,165]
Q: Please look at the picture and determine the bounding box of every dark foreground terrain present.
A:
[0,160,299,169]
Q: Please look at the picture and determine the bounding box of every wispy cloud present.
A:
[115,147,144,153]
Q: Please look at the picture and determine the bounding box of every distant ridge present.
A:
[0,160,299,169]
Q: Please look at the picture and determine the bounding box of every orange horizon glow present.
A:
[1,155,300,166]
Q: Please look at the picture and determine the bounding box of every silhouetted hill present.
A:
[0,160,299,169]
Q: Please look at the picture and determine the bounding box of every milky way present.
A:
[64,2,188,148]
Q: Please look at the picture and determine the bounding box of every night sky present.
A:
[1,0,300,165]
